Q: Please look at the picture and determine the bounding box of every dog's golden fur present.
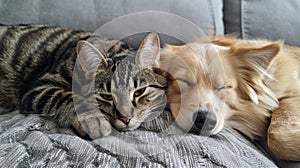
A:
[160,35,300,161]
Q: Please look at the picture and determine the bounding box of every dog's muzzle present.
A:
[193,110,217,132]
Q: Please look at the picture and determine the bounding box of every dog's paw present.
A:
[73,112,112,139]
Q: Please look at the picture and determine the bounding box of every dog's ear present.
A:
[210,34,240,46]
[230,43,281,105]
[233,43,280,74]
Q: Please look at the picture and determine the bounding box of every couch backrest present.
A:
[0,0,224,48]
[223,0,300,47]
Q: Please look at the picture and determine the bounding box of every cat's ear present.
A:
[76,40,108,73]
[136,32,160,68]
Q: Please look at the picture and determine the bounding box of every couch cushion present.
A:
[223,0,300,47]
[0,110,277,167]
[0,0,223,35]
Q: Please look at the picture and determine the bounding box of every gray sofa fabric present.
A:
[224,0,300,47]
[0,110,277,168]
[0,0,224,49]
[0,0,224,35]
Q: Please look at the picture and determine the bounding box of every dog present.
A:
[159,35,300,160]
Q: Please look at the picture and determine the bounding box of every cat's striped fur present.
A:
[0,25,167,139]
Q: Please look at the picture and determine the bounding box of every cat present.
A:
[0,24,167,139]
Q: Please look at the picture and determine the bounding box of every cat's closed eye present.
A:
[100,94,113,101]
[134,87,146,97]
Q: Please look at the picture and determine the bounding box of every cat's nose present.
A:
[119,117,131,125]
[193,110,217,131]
[116,106,132,125]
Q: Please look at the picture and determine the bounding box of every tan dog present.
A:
[160,35,300,161]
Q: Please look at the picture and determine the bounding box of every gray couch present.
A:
[0,0,299,167]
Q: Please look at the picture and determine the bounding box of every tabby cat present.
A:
[0,24,167,139]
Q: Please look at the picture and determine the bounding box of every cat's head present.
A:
[76,33,167,132]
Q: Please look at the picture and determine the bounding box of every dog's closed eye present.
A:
[215,86,232,92]
[176,78,194,87]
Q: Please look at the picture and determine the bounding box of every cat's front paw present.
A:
[73,112,112,139]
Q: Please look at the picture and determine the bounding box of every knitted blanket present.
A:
[0,110,277,168]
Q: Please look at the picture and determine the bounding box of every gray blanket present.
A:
[0,110,277,168]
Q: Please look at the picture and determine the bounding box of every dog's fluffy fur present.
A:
[160,35,300,161]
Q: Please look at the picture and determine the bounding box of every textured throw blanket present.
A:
[0,109,277,168]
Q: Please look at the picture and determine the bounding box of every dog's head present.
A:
[160,43,233,135]
[161,36,281,138]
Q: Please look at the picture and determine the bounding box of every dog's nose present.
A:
[193,110,217,131]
